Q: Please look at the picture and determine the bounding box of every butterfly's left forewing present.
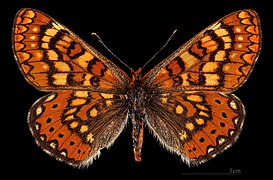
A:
[143,9,261,165]
[13,8,130,92]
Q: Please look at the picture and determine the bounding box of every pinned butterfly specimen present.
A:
[12,8,261,168]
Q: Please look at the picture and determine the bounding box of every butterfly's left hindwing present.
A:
[28,91,128,167]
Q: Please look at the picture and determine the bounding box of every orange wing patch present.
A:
[182,92,244,161]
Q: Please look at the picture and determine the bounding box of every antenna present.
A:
[91,32,131,70]
[92,30,177,72]
[142,29,177,70]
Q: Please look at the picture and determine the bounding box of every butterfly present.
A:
[13,8,261,168]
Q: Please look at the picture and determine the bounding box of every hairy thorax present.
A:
[126,79,147,116]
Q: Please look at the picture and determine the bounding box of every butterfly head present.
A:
[130,67,143,83]
[128,67,145,95]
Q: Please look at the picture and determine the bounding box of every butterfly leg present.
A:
[131,112,144,162]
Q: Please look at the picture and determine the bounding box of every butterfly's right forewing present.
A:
[143,9,261,93]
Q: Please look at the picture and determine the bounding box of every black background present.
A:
[1,0,271,178]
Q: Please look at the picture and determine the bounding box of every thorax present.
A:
[126,78,147,113]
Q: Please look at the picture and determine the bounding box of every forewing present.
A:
[143,9,261,93]
[145,91,244,165]
[28,90,128,167]
[13,8,130,92]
